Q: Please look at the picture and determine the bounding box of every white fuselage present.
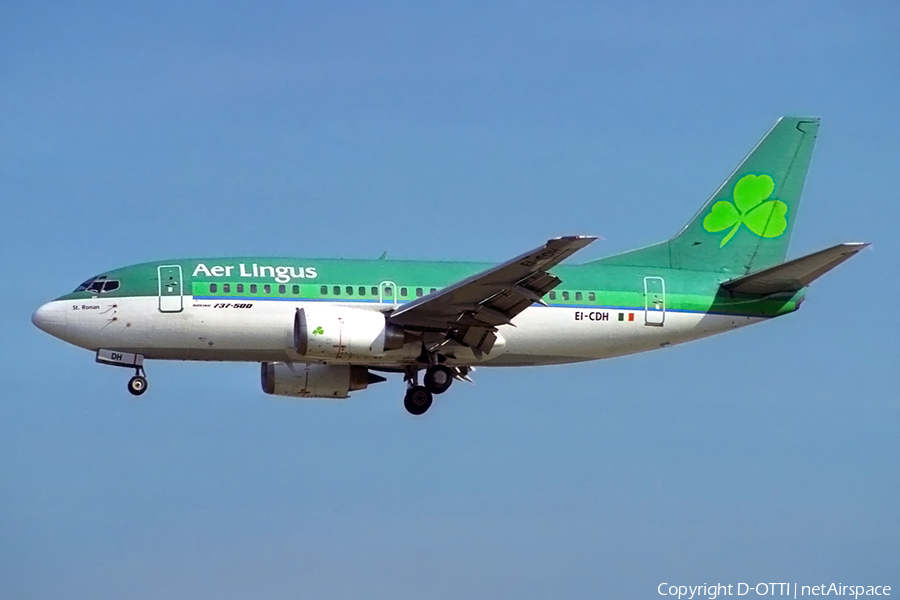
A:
[34,295,763,367]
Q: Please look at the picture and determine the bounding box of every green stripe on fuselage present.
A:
[55,257,803,319]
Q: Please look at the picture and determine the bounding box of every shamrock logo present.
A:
[702,174,788,247]
[312,326,324,335]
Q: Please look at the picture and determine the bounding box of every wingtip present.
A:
[552,235,599,244]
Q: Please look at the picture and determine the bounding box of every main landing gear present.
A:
[402,364,462,415]
[424,364,453,395]
[404,385,432,416]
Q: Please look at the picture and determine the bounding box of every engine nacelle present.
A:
[261,362,386,399]
[293,307,405,359]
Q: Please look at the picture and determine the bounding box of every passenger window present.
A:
[575,291,582,301]
[264,284,271,294]
[430,288,437,294]
[549,291,556,300]
[333,286,340,295]
[279,284,286,294]
[210,283,218,293]
[320,285,327,295]
[223,283,230,293]
[371,286,378,296]
[588,292,595,302]
[359,286,365,296]
[562,291,570,301]
[400,287,408,297]
[416,287,423,297]
[102,280,119,292]
[250,284,257,293]
[346,286,353,296]
[237,284,244,293]
[293,285,300,295]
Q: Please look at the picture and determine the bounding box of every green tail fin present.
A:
[596,116,820,275]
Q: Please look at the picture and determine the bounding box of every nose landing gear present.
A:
[95,349,149,397]
[127,371,148,396]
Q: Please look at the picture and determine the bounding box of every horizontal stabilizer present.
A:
[721,242,869,294]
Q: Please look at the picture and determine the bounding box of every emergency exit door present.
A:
[158,265,184,313]
[644,276,665,326]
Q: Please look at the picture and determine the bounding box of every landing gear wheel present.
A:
[424,365,453,395]
[404,386,433,415]
[128,375,148,396]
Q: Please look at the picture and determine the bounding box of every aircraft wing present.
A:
[388,236,596,352]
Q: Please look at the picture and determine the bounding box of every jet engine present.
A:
[261,362,386,399]
[293,307,405,359]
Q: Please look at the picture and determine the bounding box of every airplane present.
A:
[32,116,868,415]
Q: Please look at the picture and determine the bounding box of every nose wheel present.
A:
[127,368,148,396]
[94,350,149,397]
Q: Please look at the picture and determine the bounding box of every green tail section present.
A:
[596,116,820,275]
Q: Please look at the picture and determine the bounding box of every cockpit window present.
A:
[74,275,121,294]
[75,278,95,292]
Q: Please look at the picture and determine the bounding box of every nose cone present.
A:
[32,301,68,338]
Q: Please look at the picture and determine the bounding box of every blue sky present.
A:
[2,2,898,598]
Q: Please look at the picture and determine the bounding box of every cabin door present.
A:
[644,276,665,326]
[379,281,397,305]
[158,265,184,313]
